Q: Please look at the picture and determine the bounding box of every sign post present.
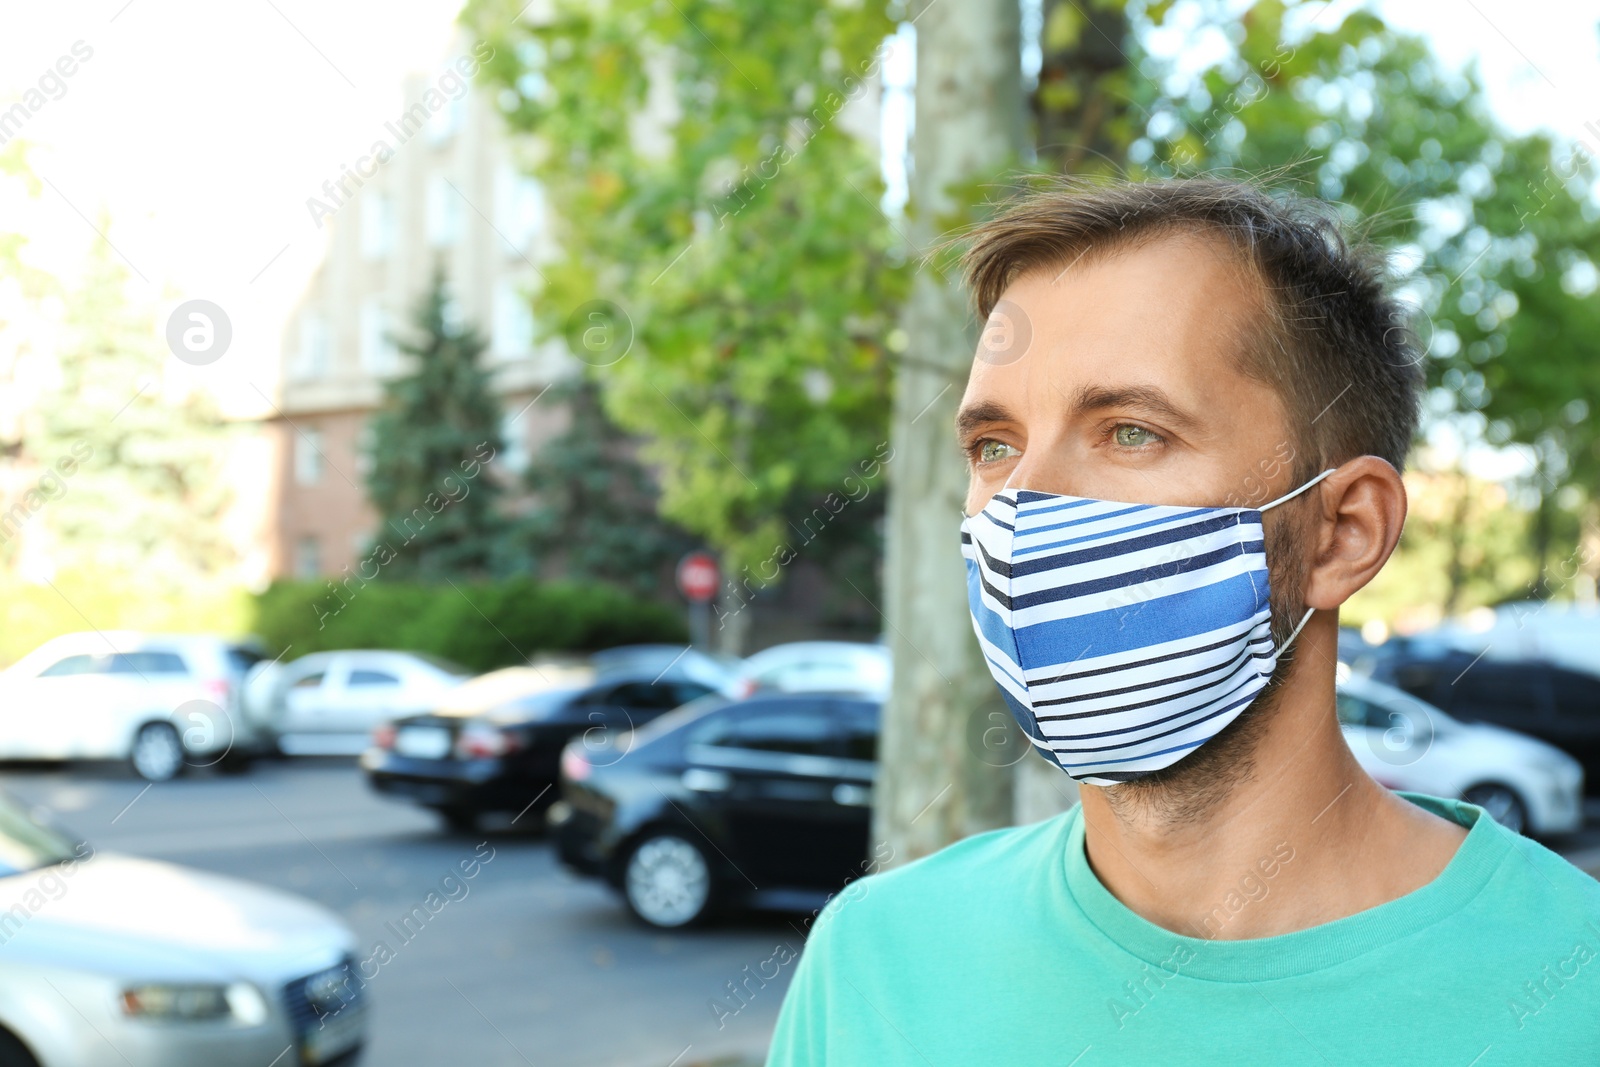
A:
[675,551,720,650]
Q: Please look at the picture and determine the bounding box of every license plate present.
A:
[395,725,452,758]
[300,1004,366,1065]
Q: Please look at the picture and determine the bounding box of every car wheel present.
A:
[130,723,185,782]
[623,832,714,929]
[0,1026,41,1067]
[1463,783,1527,835]
[432,806,479,833]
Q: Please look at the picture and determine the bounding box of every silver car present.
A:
[1338,671,1584,836]
[0,796,367,1066]
[248,650,471,756]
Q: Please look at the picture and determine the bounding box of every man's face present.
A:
[957,233,1318,802]
[957,234,1295,518]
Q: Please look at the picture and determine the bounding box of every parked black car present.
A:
[551,691,880,928]
[1364,649,1600,791]
[361,667,718,830]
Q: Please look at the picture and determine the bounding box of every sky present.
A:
[0,0,1595,427]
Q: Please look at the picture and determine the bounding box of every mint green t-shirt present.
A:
[766,793,1600,1065]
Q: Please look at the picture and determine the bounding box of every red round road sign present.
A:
[676,552,720,602]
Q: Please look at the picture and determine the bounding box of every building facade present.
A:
[268,57,570,579]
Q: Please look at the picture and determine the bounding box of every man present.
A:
[766,179,1600,1065]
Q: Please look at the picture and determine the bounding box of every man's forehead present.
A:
[961,234,1271,426]
[1001,231,1258,339]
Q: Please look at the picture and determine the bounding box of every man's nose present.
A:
[1004,449,1079,498]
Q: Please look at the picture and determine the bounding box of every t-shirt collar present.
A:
[1059,792,1513,982]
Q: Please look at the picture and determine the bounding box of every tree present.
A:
[515,377,697,597]
[873,0,1029,865]
[27,241,234,584]
[1033,0,1134,176]
[364,270,506,576]
[463,0,907,651]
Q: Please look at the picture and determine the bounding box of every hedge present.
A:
[251,577,689,673]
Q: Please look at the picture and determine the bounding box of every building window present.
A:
[295,428,324,486]
[360,193,393,260]
[492,279,533,359]
[427,96,465,145]
[494,166,546,253]
[500,406,531,475]
[360,300,397,373]
[295,535,322,578]
[296,314,330,379]
[426,175,463,248]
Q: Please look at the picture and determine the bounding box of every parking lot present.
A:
[1,759,798,1067]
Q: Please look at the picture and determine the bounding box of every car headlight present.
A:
[121,982,268,1025]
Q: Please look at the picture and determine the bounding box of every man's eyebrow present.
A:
[954,400,1015,441]
[1069,384,1200,431]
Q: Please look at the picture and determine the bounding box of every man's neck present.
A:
[1076,626,1469,941]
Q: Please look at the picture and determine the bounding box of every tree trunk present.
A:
[1034,0,1129,176]
[873,0,1026,866]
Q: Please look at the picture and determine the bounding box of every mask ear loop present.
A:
[1259,467,1337,512]
[1283,606,1317,648]
[1260,468,1337,650]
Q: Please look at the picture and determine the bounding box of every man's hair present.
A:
[960,177,1423,479]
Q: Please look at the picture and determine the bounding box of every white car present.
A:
[250,651,470,756]
[0,795,367,1067]
[1337,672,1584,836]
[735,641,891,698]
[0,633,270,782]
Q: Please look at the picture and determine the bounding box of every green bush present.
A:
[251,577,688,672]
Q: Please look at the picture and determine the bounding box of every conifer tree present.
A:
[364,270,505,576]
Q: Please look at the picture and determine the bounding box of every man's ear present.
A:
[1301,456,1406,611]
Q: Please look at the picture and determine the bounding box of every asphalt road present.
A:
[5,759,1598,1067]
[0,759,795,1067]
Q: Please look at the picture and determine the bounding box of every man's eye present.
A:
[1113,424,1161,447]
[976,439,1020,464]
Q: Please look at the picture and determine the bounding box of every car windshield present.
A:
[0,796,80,877]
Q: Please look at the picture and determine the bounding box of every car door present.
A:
[280,662,337,738]
[683,698,860,889]
[334,662,408,737]
[107,650,202,755]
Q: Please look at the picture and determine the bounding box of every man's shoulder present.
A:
[813,808,1075,941]
[1490,829,1600,910]
[1403,792,1600,920]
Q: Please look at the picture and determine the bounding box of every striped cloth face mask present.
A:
[960,469,1334,786]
